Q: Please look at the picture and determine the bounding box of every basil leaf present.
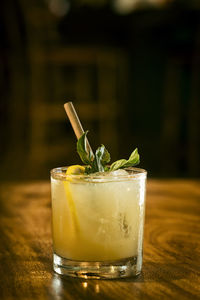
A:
[110,148,140,171]
[76,131,140,174]
[110,159,127,171]
[100,144,110,165]
[104,166,110,172]
[92,145,110,172]
[77,131,93,164]
[84,166,93,174]
[123,148,140,167]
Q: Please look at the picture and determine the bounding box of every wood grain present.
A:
[0,180,199,300]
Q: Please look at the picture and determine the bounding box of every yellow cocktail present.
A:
[51,167,146,279]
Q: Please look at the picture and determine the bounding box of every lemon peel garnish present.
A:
[66,165,85,176]
[63,165,85,234]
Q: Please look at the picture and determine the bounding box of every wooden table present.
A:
[0,180,199,300]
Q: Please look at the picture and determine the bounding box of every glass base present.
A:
[53,253,142,279]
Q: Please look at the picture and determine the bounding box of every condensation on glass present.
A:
[51,167,147,279]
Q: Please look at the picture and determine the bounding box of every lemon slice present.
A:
[63,165,85,234]
[66,165,85,177]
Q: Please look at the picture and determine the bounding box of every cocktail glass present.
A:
[51,167,147,279]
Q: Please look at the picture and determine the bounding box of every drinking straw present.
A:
[64,102,93,155]
[63,101,93,234]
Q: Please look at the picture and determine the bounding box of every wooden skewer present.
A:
[64,102,93,155]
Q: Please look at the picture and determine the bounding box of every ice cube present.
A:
[84,169,129,182]
[108,169,129,177]
[91,169,128,177]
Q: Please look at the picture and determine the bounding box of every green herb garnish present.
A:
[77,131,140,174]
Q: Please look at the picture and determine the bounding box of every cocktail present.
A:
[50,102,147,279]
[51,167,146,279]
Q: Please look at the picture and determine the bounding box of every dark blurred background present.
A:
[0,0,200,181]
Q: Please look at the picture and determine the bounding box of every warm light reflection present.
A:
[113,0,170,14]
[51,275,63,296]
[110,266,115,273]
[82,282,88,289]
[113,0,140,14]
[95,284,100,293]
[51,275,102,297]
[48,0,70,16]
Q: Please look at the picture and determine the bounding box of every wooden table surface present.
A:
[0,180,199,300]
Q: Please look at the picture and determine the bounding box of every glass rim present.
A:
[50,166,147,182]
